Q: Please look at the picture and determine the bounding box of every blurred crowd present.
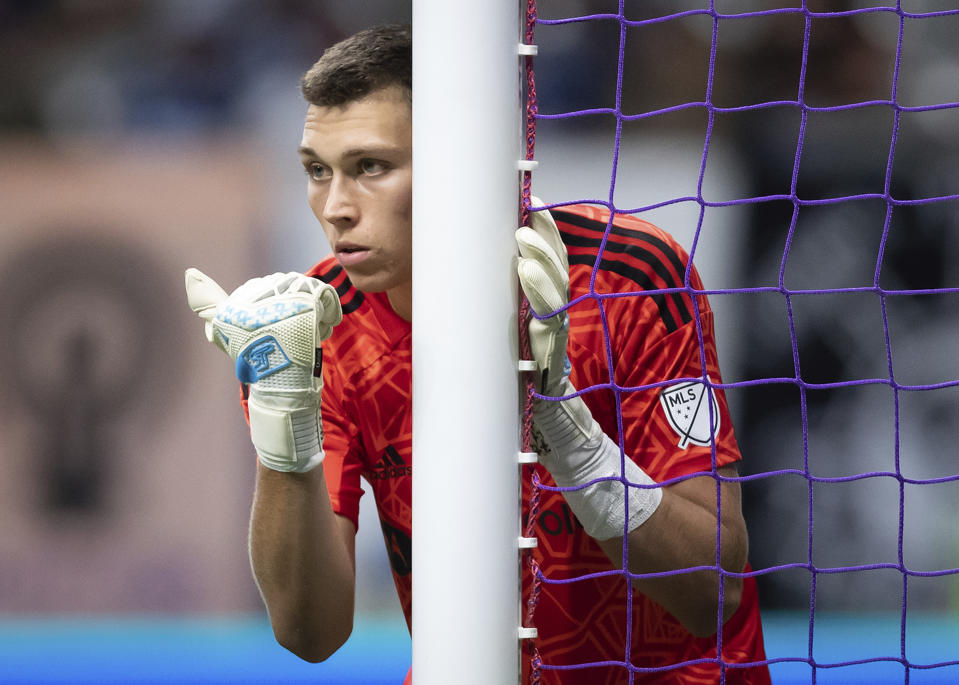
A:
[5,0,957,138]
[0,0,407,136]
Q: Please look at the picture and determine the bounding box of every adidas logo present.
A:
[369,445,411,481]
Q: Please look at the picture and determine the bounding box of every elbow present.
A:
[685,529,749,637]
[684,577,743,638]
[722,578,744,626]
[273,616,354,663]
[260,574,357,663]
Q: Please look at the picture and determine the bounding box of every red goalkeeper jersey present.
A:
[520,204,769,684]
[261,204,768,683]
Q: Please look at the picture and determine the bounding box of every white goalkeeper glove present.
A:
[517,199,662,540]
[185,268,342,473]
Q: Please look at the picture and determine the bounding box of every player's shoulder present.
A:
[307,255,366,316]
[307,255,408,374]
[550,202,687,255]
[550,202,691,291]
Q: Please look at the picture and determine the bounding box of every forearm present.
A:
[184,270,352,657]
[595,469,748,637]
[249,463,356,662]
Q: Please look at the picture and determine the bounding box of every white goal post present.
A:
[411,1,526,683]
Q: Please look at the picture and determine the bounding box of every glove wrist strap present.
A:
[533,396,662,540]
[248,388,324,473]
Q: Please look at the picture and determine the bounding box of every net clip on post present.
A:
[517,42,538,56]
[516,159,539,172]
[518,626,539,640]
[518,535,538,549]
[518,359,538,372]
[518,451,538,464]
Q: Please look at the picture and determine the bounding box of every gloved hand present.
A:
[185,268,342,472]
[516,200,662,540]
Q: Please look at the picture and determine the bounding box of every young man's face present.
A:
[299,85,412,316]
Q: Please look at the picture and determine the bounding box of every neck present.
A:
[386,286,412,321]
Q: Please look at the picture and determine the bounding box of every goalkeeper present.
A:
[185,24,769,685]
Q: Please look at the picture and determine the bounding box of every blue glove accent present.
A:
[218,301,309,331]
[235,336,292,384]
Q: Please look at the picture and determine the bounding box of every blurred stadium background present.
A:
[1,1,957,683]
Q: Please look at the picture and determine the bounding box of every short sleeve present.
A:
[616,305,742,484]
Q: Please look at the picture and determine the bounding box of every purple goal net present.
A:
[520,2,959,683]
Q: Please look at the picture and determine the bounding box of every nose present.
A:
[323,175,359,226]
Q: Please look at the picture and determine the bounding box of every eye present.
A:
[305,162,329,181]
[359,159,388,175]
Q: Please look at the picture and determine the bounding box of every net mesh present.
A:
[521,2,959,682]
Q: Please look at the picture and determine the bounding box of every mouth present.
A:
[335,243,372,267]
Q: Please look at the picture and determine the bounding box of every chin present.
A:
[343,271,387,294]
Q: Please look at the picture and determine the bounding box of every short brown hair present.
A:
[301,24,411,107]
